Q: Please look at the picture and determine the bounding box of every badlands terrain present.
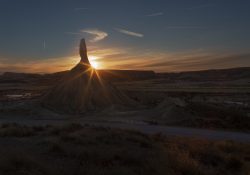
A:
[0,67,249,175]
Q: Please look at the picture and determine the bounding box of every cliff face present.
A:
[41,39,135,114]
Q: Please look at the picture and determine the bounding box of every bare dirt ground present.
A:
[0,78,250,146]
[0,78,250,133]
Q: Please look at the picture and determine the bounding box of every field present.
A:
[0,123,249,175]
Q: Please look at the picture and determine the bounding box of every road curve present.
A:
[92,121,250,143]
[0,118,249,143]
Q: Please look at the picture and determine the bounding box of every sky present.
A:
[0,0,250,73]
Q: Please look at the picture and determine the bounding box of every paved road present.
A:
[0,118,249,143]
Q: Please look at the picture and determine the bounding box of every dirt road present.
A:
[0,118,249,143]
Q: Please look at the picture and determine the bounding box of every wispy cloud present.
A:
[90,48,250,72]
[146,12,164,17]
[0,55,79,74]
[43,40,46,49]
[115,28,144,38]
[82,29,108,42]
[130,52,250,72]
[1,46,249,73]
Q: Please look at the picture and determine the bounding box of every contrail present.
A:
[146,12,164,17]
[43,40,46,49]
[115,28,144,38]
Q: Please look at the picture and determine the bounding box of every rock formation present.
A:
[42,39,135,114]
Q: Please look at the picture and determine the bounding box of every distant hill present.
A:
[0,70,156,85]
[1,67,250,85]
[98,70,156,81]
[157,67,250,82]
[0,72,43,84]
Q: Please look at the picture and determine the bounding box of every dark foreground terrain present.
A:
[0,67,250,132]
[0,123,249,175]
[0,67,250,175]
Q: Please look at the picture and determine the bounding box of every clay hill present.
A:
[41,39,135,114]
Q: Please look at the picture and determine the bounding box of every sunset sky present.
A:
[0,0,250,73]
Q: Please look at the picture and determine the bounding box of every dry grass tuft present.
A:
[0,123,36,137]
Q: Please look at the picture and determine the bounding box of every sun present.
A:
[90,61,98,69]
[89,55,99,69]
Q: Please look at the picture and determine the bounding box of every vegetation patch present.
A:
[0,123,249,175]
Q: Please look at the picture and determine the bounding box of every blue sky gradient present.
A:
[0,0,249,72]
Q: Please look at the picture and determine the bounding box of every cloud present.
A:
[0,55,79,74]
[146,12,164,17]
[115,28,144,38]
[89,47,250,72]
[81,29,108,42]
[43,40,46,49]
[1,47,250,73]
[132,52,250,72]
